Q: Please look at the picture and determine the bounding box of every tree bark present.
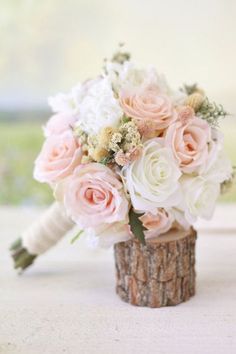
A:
[114,228,197,308]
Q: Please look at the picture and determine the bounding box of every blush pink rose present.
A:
[34,131,82,184]
[165,116,211,173]
[44,113,77,137]
[139,209,173,239]
[177,105,195,125]
[63,163,129,228]
[119,88,177,136]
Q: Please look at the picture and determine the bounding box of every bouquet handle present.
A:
[10,202,74,271]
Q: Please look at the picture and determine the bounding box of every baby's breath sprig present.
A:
[197,98,228,127]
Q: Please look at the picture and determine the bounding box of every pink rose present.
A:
[165,116,211,173]
[44,113,77,137]
[34,131,82,184]
[177,105,195,125]
[119,88,177,136]
[139,209,173,239]
[63,163,129,227]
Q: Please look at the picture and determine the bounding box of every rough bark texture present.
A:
[114,228,197,308]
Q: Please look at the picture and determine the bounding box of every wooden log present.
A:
[114,227,197,308]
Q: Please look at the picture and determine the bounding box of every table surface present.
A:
[0,204,236,354]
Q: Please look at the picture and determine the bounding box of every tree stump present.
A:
[114,228,197,308]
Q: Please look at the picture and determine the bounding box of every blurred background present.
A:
[0,0,235,205]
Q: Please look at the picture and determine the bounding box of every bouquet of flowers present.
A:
[11,48,233,276]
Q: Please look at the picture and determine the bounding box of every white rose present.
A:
[122,138,182,213]
[170,207,191,230]
[204,149,232,183]
[197,128,232,184]
[85,222,130,248]
[199,128,232,183]
[76,77,123,135]
[198,128,222,174]
[180,175,220,224]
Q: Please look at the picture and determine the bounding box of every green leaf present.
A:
[197,98,228,126]
[121,115,131,124]
[99,154,114,165]
[128,208,147,245]
[70,230,84,244]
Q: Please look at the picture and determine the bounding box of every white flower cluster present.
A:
[48,78,123,135]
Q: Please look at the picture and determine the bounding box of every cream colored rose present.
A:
[199,128,232,183]
[121,138,182,213]
[180,175,220,223]
[170,207,191,231]
[85,222,131,248]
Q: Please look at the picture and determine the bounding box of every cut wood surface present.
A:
[114,228,197,307]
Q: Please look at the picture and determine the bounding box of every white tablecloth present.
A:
[0,205,236,354]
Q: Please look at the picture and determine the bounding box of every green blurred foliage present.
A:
[0,120,53,205]
[218,123,236,203]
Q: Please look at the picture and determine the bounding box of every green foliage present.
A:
[128,208,147,245]
[70,230,84,244]
[0,120,53,205]
[99,154,114,165]
[10,237,36,271]
[121,115,131,124]
[197,98,228,126]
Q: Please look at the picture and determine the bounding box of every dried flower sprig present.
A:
[181,83,205,96]
[182,83,228,126]
[112,42,131,64]
[110,121,141,153]
[112,50,131,65]
[185,93,205,112]
[197,98,228,127]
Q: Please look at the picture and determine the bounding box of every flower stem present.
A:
[10,238,37,271]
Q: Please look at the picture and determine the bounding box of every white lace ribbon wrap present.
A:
[22,202,74,255]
